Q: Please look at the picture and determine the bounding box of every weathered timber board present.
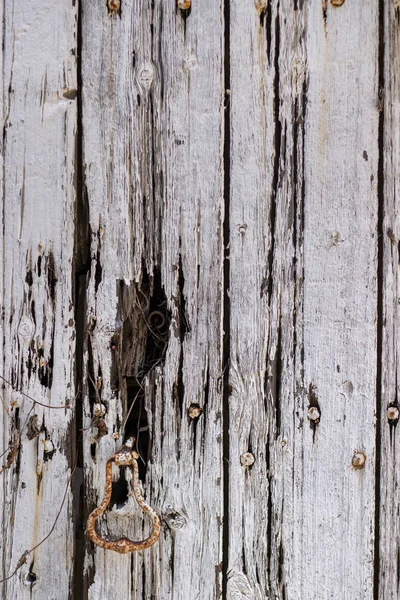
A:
[379,3,400,599]
[0,1,77,598]
[80,2,224,599]
[228,1,379,599]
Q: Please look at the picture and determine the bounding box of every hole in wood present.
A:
[110,474,129,510]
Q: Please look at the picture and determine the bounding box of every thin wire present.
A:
[0,454,78,583]
[0,375,72,409]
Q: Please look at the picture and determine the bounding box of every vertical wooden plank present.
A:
[295,2,379,597]
[379,3,400,598]
[81,2,224,598]
[0,1,77,598]
[227,1,279,597]
[228,0,379,598]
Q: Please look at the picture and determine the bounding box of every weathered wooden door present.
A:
[1,0,399,598]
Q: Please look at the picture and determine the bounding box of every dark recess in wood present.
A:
[222,0,231,595]
[374,0,385,597]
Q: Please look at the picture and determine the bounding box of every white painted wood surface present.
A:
[80,2,224,599]
[379,3,400,599]
[0,1,78,598]
[1,1,399,599]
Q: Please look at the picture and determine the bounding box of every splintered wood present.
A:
[1,0,397,598]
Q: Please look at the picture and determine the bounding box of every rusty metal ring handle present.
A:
[86,437,161,554]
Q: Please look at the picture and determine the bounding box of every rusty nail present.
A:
[387,406,399,421]
[178,0,191,9]
[43,439,54,453]
[188,404,202,419]
[307,406,320,422]
[107,0,120,12]
[94,403,106,418]
[113,432,120,440]
[254,0,268,10]
[331,0,345,5]
[352,451,366,469]
[240,452,255,467]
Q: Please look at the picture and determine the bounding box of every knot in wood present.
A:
[184,56,198,71]
[137,64,154,92]
[163,507,187,530]
[18,316,34,340]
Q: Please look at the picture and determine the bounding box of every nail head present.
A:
[240,452,255,467]
[387,406,399,421]
[307,406,320,422]
[352,451,366,469]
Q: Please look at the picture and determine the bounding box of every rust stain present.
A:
[107,0,120,12]
[188,403,202,419]
[86,437,160,553]
[351,451,366,469]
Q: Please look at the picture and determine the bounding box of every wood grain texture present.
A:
[1,1,399,598]
[0,1,77,598]
[378,3,400,599]
[80,2,224,598]
[293,3,379,598]
[228,1,379,598]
